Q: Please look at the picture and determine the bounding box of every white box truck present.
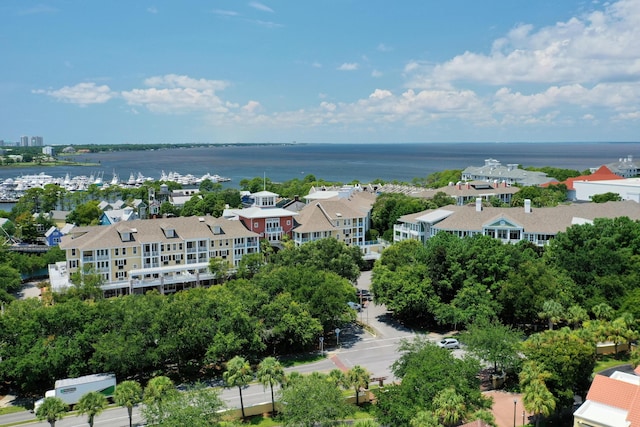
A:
[33,373,116,412]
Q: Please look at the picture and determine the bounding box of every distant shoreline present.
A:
[0,161,100,169]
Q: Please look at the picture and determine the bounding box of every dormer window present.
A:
[163,228,176,238]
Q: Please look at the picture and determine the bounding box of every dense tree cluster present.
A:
[372,217,640,330]
[0,238,361,395]
[374,338,492,427]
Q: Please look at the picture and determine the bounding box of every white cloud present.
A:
[249,2,274,13]
[242,100,261,114]
[143,74,229,91]
[212,9,239,17]
[121,87,228,114]
[337,63,359,71]
[312,62,322,68]
[377,43,392,52]
[147,7,158,14]
[408,0,640,87]
[371,69,383,78]
[117,75,232,114]
[33,82,114,106]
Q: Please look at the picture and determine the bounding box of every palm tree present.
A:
[143,376,175,404]
[256,356,285,415]
[566,304,589,329]
[522,381,556,427]
[223,355,253,419]
[538,299,564,330]
[410,410,441,427]
[346,365,371,406]
[76,391,108,427]
[432,387,467,427]
[592,302,614,321]
[519,360,552,389]
[327,368,346,388]
[114,380,143,427]
[35,397,68,427]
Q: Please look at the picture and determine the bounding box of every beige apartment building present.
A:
[54,215,259,297]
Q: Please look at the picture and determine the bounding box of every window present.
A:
[69,260,78,269]
[133,247,137,254]
[71,249,76,256]
[115,248,119,256]
[286,220,291,225]
[123,248,127,255]
[254,222,259,228]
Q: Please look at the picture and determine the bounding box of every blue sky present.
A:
[2,0,640,145]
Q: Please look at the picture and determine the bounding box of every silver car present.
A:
[437,338,460,349]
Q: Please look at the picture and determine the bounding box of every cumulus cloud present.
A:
[121,75,230,114]
[32,82,114,106]
[147,7,158,14]
[143,74,229,91]
[337,63,359,71]
[408,0,640,87]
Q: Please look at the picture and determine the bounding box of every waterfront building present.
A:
[573,177,640,202]
[31,136,43,147]
[542,165,624,201]
[461,158,555,186]
[42,146,54,156]
[223,190,298,246]
[55,215,260,296]
[393,199,640,246]
[605,155,640,178]
[294,186,382,259]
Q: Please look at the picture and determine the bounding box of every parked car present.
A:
[347,301,362,311]
[437,338,460,349]
[355,289,372,301]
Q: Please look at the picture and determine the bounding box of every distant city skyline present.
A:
[1,1,640,145]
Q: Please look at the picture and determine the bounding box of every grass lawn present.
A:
[593,354,631,375]
[0,406,25,416]
[279,353,325,368]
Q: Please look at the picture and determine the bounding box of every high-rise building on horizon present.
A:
[31,136,43,147]
[20,136,29,147]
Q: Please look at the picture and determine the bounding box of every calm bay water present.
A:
[2,142,639,187]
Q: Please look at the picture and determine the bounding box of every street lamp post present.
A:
[335,328,341,348]
[513,399,517,427]
[319,336,324,355]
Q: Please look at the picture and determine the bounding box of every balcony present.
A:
[266,226,283,233]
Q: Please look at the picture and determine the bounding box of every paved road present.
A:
[0,270,451,426]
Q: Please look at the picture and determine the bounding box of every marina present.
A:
[0,170,231,202]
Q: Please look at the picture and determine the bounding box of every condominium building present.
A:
[223,190,298,245]
[461,158,554,186]
[293,189,382,259]
[54,215,260,297]
[394,199,640,246]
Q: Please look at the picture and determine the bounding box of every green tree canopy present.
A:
[114,380,143,427]
[279,373,354,427]
[35,396,68,427]
[76,391,108,427]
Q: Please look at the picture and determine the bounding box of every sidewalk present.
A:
[486,391,532,427]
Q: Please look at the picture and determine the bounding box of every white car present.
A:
[437,338,460,349]
[347,301,362,311]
